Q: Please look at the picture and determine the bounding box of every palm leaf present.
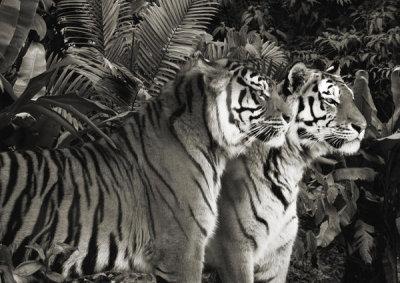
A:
[57,0,133,64]
[135,0,219,94]
[0,0,21,62]
[13,42,47,99]
[0,0,39,73]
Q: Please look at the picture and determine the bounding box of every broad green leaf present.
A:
[0,0,39,73]
[0,0,21,59]
[14,260,44,277]
[333,167,378,182]
[13,42,46,99]
[31,13,47,40]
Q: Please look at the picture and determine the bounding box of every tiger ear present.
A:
[284,62,309,96]
[182,52,213,73]
[326,61,341,76]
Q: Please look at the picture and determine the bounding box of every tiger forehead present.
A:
[233,67,270,93]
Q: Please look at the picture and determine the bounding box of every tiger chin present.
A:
[205,61,366,283]
[0,57,291,283]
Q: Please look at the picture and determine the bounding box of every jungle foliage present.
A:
[0,0,399,282]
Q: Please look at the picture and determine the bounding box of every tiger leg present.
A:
[254,217,298,283]
[154,236,206,283]
[151,206,213,283]
[218,244,254,283]
[206,232,254,283]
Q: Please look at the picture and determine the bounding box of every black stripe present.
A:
[150,180,189,240]
[21,152,35,214]
[237,76,248,86]
[186,78,195,113]
[298,96,305,113]
[49,151,66,206]
[118,124,139,163]
[249,112,264,121]
[249,89,258,103]
[154,100,162,127]
[193,178,215,215]
[202,88,216,149]
[263,162,289,209]
[70,148,92,188]
[244,184,269,234]
[197,147,217,184]
[243,161,261,203]
[308,96,326,122]
[312,84,318,92]
[12,237,31,264]
[168,105,212,190]
[238,88,247,105]
[69,264,79,278]
[227,194,257,248]
[235,106,262,113]
[115,192,123,240]
[81,190,103,274]
[227,79,235,124]
[241,68,248,77]
[65,187,81,246]
[326,118,334,127]
[85,147,110,194]
[139,129,179,204]
[106,233,118,271]
[3,152,18,206]
[144,188,156,237]
[188,206,208,236]
[40,153,50,196]
[137,129,188,239]
[146,103,156,127]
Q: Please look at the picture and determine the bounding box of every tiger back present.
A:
[205,62,367,283]
[0,58,291,283]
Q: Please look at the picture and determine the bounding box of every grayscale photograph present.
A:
[0,0,399,282]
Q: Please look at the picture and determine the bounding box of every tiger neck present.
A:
[248,127,319,205]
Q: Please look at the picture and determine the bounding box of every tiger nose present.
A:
[351,123,364,133]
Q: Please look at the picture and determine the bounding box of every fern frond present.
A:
[353,219,375,264]
[135,0,219,95]
[57,0,133,64]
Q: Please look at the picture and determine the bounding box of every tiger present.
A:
[204,62,367,283]
[0,57,291,283]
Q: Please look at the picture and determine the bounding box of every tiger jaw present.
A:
[325,132,364,154]
[254,122,288,147]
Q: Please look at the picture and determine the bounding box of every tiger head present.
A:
[199,58,292,156]
[282,62,367,155]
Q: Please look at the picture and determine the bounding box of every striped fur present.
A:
[0,58,291,282]
[205,62,367,283]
